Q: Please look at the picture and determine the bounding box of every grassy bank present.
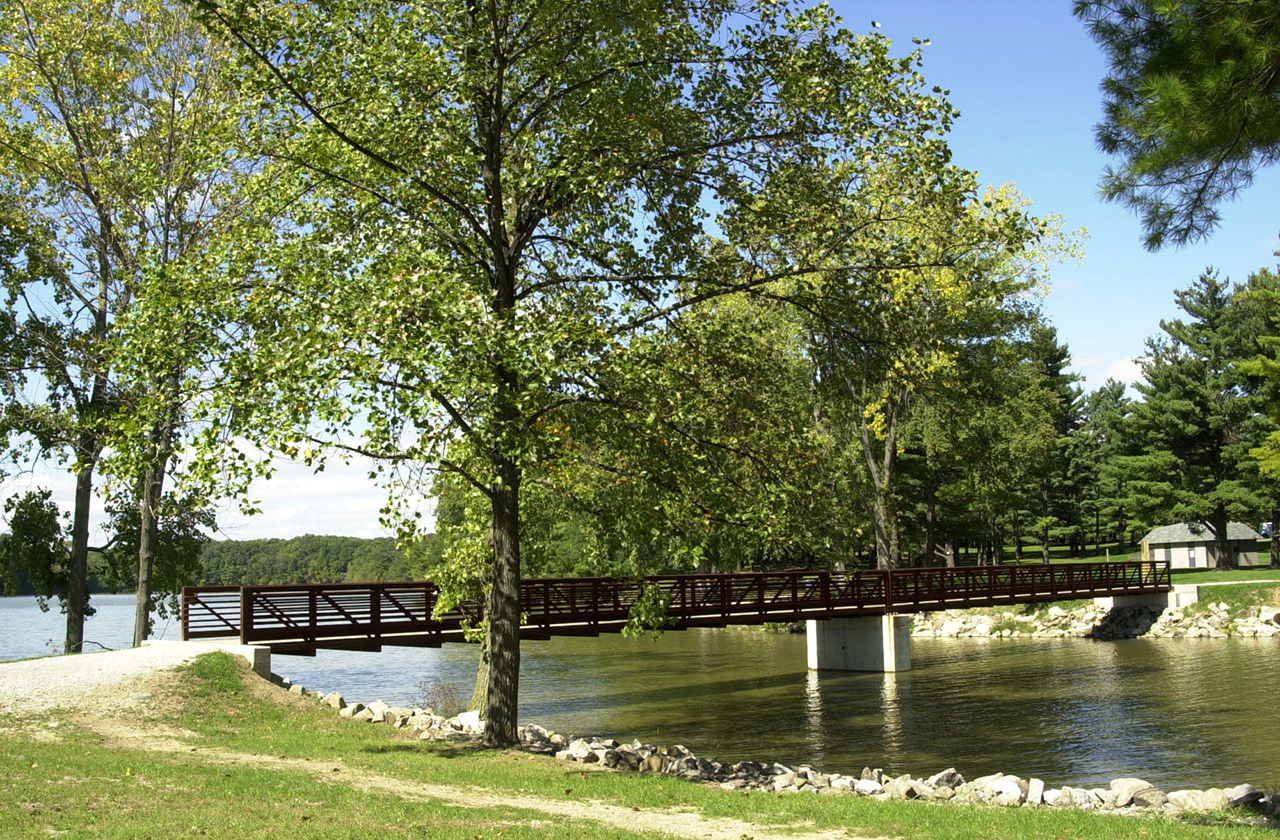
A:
[1,652,1273,840]
[1172,568,1280,585]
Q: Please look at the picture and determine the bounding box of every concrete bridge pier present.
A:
[1093,584,1199,611]
[806,615,912,672]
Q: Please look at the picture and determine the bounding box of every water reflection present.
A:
[802,670,824,763]
[878,672,903,767]
[280,630,1278,789]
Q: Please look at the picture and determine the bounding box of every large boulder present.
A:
[455,710,483,733]
[1225,783,1265,810]
[639,755,670,774]
[853,778,884,796]
[883,774,919,800]
[1132,788,1169,808]
[926,768,964,789]
[1169,789,1230,812]
[1110,777,1156,808]
[566,738,594,760]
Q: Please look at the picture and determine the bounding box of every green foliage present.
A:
[197,534,413,586]
[92,488,214,619]
[783,182,1060,568]
[1076,0,1280,248]
[1074,380,1135,547]
[1236,269,1280,484]
[0,489,69,609]
[0,0,255,648]
[1117,271,1274,565]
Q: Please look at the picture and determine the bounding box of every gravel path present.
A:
[0,640,244,714]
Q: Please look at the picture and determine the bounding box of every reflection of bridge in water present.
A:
[182,561,1172,672]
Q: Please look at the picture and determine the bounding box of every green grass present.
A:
[1,651,1273,840]
[1183,583,1280,613]
[1001,542,1139,565]
[1172,568,1280,585]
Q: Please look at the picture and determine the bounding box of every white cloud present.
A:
[1101,357,1143,386]
[213,455,433,540]
[1,450,430,544]
[1071,355,1144,394]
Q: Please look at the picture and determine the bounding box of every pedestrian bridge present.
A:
[182,561,1171,671]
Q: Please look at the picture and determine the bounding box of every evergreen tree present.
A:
[1073,380,1134,548]
[1076,0,1280,248]
[1023,325,1083,562]
[1120,271,1265,567]
[1233,268,1280,566]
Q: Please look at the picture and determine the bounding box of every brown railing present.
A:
[183,561,1171,655]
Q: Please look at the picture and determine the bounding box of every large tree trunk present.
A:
[1012,510,1024,561]
[132,458,167,647]
[1270,505,1278,569]
[857,394,902,570]
[1210,507,1232,570]
[133,399,177,647]
[483,455,522,747]
[923,492,937,567]
[65,456,95,654]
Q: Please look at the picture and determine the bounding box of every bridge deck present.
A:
[182,561,1171,655]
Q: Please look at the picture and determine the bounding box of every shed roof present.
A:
[1141,522,1263,545]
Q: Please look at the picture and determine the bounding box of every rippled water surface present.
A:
[4,594,1276,789]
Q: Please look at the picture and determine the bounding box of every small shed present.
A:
[1140,522,1265,569]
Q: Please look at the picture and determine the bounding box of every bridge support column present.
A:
[806,615,911,672]
[1093,585,1197,611]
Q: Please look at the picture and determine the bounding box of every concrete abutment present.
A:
[806,614,912,672]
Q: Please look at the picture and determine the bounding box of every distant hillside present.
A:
[197,534,424,586]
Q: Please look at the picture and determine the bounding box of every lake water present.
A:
[3,593,1277,790]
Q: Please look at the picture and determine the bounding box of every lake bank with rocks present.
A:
[910,597,1280,640]
[278,677,1278,827]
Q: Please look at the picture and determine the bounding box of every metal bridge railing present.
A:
[183,560,1172,653]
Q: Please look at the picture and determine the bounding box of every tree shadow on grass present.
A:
[362,741,489,758]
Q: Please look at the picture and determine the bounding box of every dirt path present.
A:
[79,717,864,840]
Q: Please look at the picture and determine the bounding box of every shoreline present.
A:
[910,591,1280,640]
[276,677,1277,825]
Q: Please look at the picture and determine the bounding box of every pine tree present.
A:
[1233,268,1280,566]
[1072,380,1133,549]
[1120,271,1265,568]
[1076,0,1280,248]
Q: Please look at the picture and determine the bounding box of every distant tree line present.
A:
[196,535,421,586]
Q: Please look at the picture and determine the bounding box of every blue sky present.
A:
[842,0,1280,390]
